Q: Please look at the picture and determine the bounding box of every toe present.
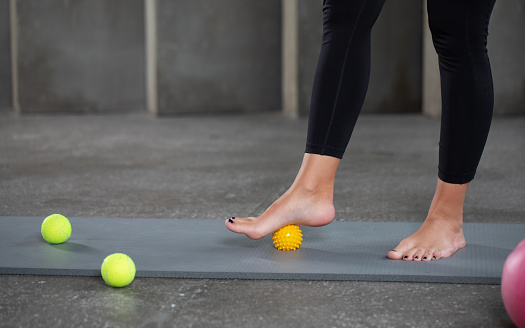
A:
[229,217,248,223]
[387,240,411,260]
[403,248,418,261]
[225,217,250,234]
[225,217,240,232]
[413,249,425,261]
[422,251,433,261]
[225,217,268,239]
[432,250,443,260]
[387,249,404,260]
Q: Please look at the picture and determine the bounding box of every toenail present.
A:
[415,256,419,259]
[404,256,408,259]
[231,217,236,220]
[390,249,396,252]
[228,219,234,224]
[433,256,437,260]
[423,257,427,260]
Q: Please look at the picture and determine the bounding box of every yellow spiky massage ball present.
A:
[272,224,303,251]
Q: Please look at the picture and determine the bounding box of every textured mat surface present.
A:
[1,217,523,284]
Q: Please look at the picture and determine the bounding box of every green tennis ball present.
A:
[101,253,136,288]
[41,214,71,244]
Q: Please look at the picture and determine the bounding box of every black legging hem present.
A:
[438,169,475,185]
[305,143,345,159]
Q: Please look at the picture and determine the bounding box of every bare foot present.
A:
[386,217,466,261]
[226,154,339,240]
[226,187,335,239]
[387,179,469,261]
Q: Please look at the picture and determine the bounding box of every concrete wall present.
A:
[490,1,525,115]
[296,0,322,117]
[421,2,440,118]
[12,0,145,113]
[0,0,11,111]
[5,0,524,115]
[153,0,282,114]
[423,0,525,116]
[295,0,422,116]
[367,1,423,114]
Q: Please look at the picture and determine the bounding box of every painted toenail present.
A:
[415,256,419,259]
[433,256,437,260]
[231,217,236,220]
[423,257,427,260]
[228,219,234,224]
[404,256,408,259]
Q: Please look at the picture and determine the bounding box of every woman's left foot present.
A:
[387,178,469,261]
[386,216,466,261]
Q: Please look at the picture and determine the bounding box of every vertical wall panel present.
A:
[14,0,145,113]
[0,0,11,111]
[489,1,525,115]
[155,0,282,114]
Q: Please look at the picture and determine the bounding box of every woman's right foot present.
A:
[225,185,335,240]
[225,153,340,240]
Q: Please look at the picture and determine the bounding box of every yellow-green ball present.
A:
[101,253,136,288]
[41,214,71,244]
[272,224,303,251]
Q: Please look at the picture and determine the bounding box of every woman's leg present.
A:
[306,0,386,158]
[388,0,496,261]
[226,0,386,239]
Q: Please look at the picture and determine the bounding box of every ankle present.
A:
[425,211,463,232]
[292,181,334,202]
[291,153,339,198]
[425,179,468,228]
[430,179,469,212]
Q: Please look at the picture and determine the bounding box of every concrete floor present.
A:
[0,112,523,327]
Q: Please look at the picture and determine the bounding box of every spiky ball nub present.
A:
[272,224,303,251]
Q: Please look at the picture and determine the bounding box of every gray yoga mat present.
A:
[1,216,523,284]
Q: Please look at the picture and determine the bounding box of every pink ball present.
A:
[502,238,525,328]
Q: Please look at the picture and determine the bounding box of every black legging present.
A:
[305,0,496,184]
